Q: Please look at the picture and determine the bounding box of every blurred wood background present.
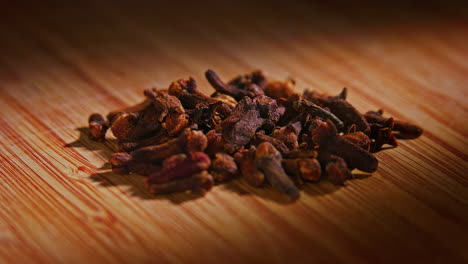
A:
[0,1,467,263]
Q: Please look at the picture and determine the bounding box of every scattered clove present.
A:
[283,158,321,182]
[343,131,372,151]
[210,153,239,183]
[119,129,171,152]
[255,142,300,199]
[205,69,266,100]
[131,129,207,162]
[88,113,109,141]
[109,152,161,176]
[311,119,378,173]
[168,77,219,109]
[364,110,423,139]
[304,88,369,134]
[272,121,301,150]
[107,99,151,125]
[204,130,226,156]
[250,132,290,155]
[146,152,211,185]
[234,146,265,187]
[110,112,139,141]
[264,78,296,100]
[87,69,423,199]
[292,99,345,130]
[368,117,398,152]
[220,97,267,147]
[325,155,352,186]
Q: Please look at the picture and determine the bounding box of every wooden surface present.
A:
[1,1,467,263]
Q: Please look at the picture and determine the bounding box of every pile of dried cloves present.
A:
[88,69,423,200]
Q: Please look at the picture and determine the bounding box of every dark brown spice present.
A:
[119,129,171,152]
[292,99,345,130]
[272,121,301,150]
[146,152,211,185]
[264,78,296,100]
[343,131,371,151]
[205,69,266,100]
[368,117,398,152]
[143,89,189,136]
[302,87,347,106]
[109,152,161,176]
[364,110,423,139]
[168,77,218,109]
[255,142,300,199]
[282,158,321,182]
[131,130,207,162]
[250,132,290,155]
[311,119,378,173]
[303,88,369,134]
[220,97,266,147]
[325,155,352,186]
[88,113,109,141]
[87,69,422,199]
[110,112,139,141]
[234,146,265,187]
[204,130,226,156]
[210,153,238,183]
[106,99,151,125]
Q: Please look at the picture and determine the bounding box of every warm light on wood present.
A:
[0,1,467,263]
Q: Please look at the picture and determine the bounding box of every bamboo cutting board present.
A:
[1,1,467,263]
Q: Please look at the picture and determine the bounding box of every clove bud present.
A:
[255,142,300,200]
[88,113,109,141]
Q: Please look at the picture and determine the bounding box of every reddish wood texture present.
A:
[0,1,467,263]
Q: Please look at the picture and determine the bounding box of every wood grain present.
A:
[0,1,467,263]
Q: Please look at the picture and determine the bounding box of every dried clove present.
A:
[220,97,266,147]
[107,99,151,125]
[110,112,139,141]
[119,129,171,152]
[264,78,296,100]
[282,158,321,182]
[205,69,266,100]
[86,69,422,198]
[368,117,398,152]
[210,153,238,183]
[272,121,301,150]
[131,129,207,162]
[326,99,370,135]
[234,147,265,187]
[325,155,352,185]
[311,119,378,172]
[204,130,226,156]
[109,152,161,176]
[186,102,229,132]
[168,77,218,109]
[364,110,423,139]
[292,99,345,130]
[303,87,347,106]
[143,89,189,136]
[343,131,371,151]
[285,147,318,159]
[88,113,109,141]
[255,142,300,199]
[147,152,211,184]
[250,132,290,155]
[303,88,369,134]
[211,93,238,109]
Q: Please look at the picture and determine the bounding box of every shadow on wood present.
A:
[65,127,119,155]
